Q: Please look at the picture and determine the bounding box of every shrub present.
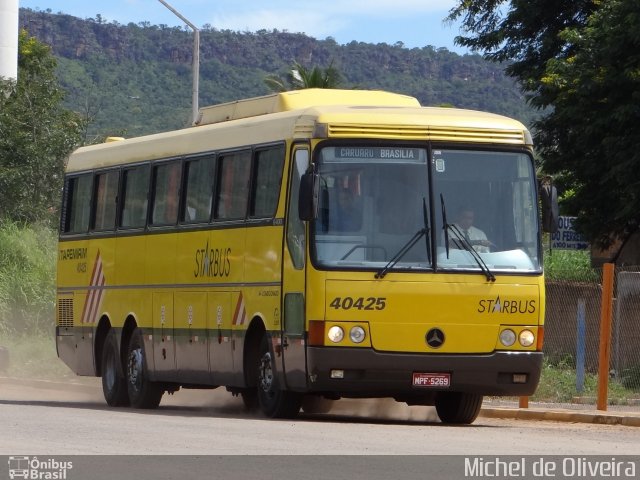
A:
[0,221,57,335]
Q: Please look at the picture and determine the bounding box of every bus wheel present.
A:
[240,388,258,411]
[126,329,163,409]
[256,335,301,418]
[435,392,483,424]
[101,330,129,407]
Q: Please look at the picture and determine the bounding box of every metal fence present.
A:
[526,265,640,410]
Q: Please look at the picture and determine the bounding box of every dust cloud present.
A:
[0,332,438,424]
[165,390,440,424]
[329,398,439,423]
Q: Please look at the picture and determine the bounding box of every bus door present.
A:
[280,147,309,389]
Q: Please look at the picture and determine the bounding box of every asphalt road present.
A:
[1,377,638,456]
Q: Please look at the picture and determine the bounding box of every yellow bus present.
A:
[56,89,544,424]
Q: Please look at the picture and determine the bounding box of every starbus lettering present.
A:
[478,296,536,314]
[194,241,231,278]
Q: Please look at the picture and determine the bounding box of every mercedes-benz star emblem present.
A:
[425,328,445,348]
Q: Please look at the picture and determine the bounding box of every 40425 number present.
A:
[329,297,386,311]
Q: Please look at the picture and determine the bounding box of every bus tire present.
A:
[256,335,301,419]
[126,328,164,409]
[435,392,483,424]
[240,388,258,411]
[101,330,129,407]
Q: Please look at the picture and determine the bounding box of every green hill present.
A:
[19,8,535,141]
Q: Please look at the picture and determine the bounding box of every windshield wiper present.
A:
[440,194,495,282]
[375,198,431,279]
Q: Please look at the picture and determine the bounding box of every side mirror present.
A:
[298,172,318,221]
[540,178,559,233]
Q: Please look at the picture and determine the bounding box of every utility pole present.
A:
[157,0,200,124]
[0,0,18,82]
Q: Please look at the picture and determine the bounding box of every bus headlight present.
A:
[519,329,535,347]
[327,326,344,343]
[499,329,516,347]
[349,326,366,344]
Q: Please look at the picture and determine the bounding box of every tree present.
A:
[264,61,342,92]
[448,0,640,247]
[447,0,597,110]
[0,30,84,225]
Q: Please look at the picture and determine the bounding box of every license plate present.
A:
[412,372,451,388]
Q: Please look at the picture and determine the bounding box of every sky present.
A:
[18,0,470,54]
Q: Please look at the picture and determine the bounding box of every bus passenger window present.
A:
[61,174,92,234]
[250,146,285,218]
[182,155,215,223]
[120,164,149,229]
[215,151,251,220]
[151,162,181,226]
[92,170,119,231]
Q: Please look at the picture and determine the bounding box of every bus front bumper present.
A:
[305,347,543,398]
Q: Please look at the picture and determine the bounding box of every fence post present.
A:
[576,299,586,393]
[597,263,615,411]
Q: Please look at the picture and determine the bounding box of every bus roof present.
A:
[66,89,531,173]
[196,89,421,125]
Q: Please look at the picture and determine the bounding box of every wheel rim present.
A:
[128,347,143,393]
[258,351,274,395]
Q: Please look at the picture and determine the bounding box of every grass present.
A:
[0,222,73,380]
[532,357,639,405]
[0,220,57,336]
[543,247,600,282]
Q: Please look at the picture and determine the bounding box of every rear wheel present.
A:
[101,330,129,407]
[435,392,483,424]
[256,335,301,418]
[126,328,164,409]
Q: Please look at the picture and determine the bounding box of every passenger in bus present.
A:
[453,207,492,253]
[331,186,362,232]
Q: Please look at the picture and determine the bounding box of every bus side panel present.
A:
[56,239,91,375]
[174,291,210,384]
[74,325,96,376]
[243,225,284,386]
[207,292,234,385]
[151,291,176,380]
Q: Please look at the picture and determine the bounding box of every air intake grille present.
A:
[327,124,525,144]
[57,298,74,328]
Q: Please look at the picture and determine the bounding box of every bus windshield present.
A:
[311,144,540,274]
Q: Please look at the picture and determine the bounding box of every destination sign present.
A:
[328,147,426,163]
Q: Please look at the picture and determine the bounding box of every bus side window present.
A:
[151,161,181,226]
[92,170,119,232]
[120,164,150,229]
[182,154,215,223]
[214,150,251,220]
[250,145,285,218]
[61,174,92,234]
